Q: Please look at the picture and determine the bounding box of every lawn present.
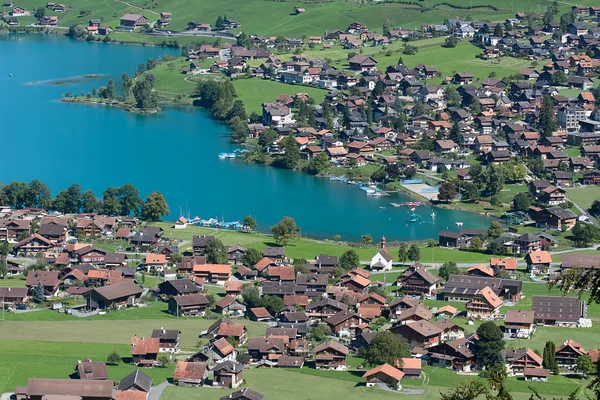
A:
[567,186,600,212]
[232,79,327,114]
[0,275,27,288]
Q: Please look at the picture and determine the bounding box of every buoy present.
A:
[9,74,12,77]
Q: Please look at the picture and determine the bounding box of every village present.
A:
[0,202,599,399]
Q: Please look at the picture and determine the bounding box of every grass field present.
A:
[0,275,27,287]
[567,186,599,212]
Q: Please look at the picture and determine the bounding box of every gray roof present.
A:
[117,369,152,392]
[219,388,264,400]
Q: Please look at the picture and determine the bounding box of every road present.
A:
[145,30,237,40]
[114,0,159,16]
[566,196,599,228]
[148,381,172,400]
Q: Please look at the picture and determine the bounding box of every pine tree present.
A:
[33,281,45,303]
[539,95,556,137]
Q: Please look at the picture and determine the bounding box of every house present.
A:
[556,339,587,367]
[120,14,148,28]
[306,298,348,319]
[23,378,116,400]
[247,337,286,363]
[524,367,549,382]
[117,369,152,392]
[74,359,109,380]
[159,278,202,297]
[295,273,327,297]
[369,236,393,271]
[466,286,502,319]
[504,348,543,375]
[26,270,59,296]
[581,170,600,185]
[0,219,30,240]
[363,364,404,390]
[13,234,53,256]
[224,281,243,297]
[192,235,215,255]
[389,321,442,348]
[389,296,421,320]
[227,244,246,265]
[219,388,264,400]
[263,103,295,126]
[433,319,465,342]
[504,310,535,338]
[532,296,586,327]
[0,287,28,306]
[152,328,180,353]
[86,281,143,310]
[173,362,207,387]
[534,207,577,231]
[427,338,475,372]
[215,295,246,316]
[168,294,209,317]
[131,337,160,367]
[193,264,231,284]
[435,305,458,319]
[525,251,552,274]
[144,254,167,273]
[490,258,518,276]
[442,275,522,303]
[248,307,273,322]
[454,72,474,85]
[277,355,305,368]
[398,264,441,297]
[539,185,565,205]
[397,357,422,379]
[438,231,471,248]
[561,254,600,270]
[348,55,377,72]
[434,140,459,154]
[326,311,365,337]
[465,264,495,278]
[314,340,349,369]
[212,361,244,388]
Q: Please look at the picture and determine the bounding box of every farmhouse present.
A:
[120,14,148,28]
[532,296,586,326]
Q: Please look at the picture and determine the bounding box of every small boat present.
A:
[228,152,236,158]
[455,221,463,226]
[390,203,402,208]
[372,192,383,197]
[218,153,227,159]
[379,206,385,209]
[431,212,436,218]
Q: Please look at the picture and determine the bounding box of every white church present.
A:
[370,236,393,271]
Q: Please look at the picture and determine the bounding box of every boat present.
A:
[228,152,236,158]
[390,203,402,208]
[408,211,424,223]
[455,221,463,226]
[431,212,436,218]
[218,153,227,159]
[372,192,383,197]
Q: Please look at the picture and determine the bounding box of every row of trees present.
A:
[0,180,169,221]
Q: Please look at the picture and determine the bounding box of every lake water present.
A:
[0,34,492,241]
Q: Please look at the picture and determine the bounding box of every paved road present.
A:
[148,381,173,400]
[566,196,599,228]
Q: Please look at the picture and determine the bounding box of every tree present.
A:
[543,341,559,375]
[462,183,480,202]
[470,236,482,250]
[439,261,460,281]
[33,281,45,303]
[571,222,600,247]
[576,355,596,377]
[204,238,228,264]
[25,179,52,209]
[0,258,7,279]
[412,101,425,116]
[476,321,505,369]
[443,36,458,48]
[539,95,557,138]
[279,136,300,169]
[512,192,531,211]
[227,100,247,121]
[1,181,28,208]
[469,97,481,115]
[408,244,420,262]
[215,15,223,29]
[80,190,98,213]
[229,116,248,143]
[53,184,82,213]
[361,234,372,246]
[132,79,157,110]
[339,249,359,270]
[307,152,330,175]
[307,323,332,343]
[590,199,600,217]
[397,243,408,265]
[382,18,393,34]
[445,87,461,108]
[485,164,506,195]
[262,295,284,315]
[271,216,300,246]
[104,79,115,101]
[493,23,503,37]
[551,70,567,86]
[241,284,262,308]
[67,24,88,40]
[242,215,257,232]
[117,184,142,216]
[106,351,121,365]
[34,6,45,18]
[371,168,387,182]
[258,128,278,148]
[438,182,457,202]
[487,221,503,239]
[101,187,120,216]
[362,332,410,367]
[489,196,500,208]
[440,379,488,400]
[141,192,169,222]
[404,166,417,179]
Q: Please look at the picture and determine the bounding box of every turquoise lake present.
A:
[0,34,492,241]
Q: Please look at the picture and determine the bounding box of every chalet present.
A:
[434,305,458,319]
[490,258,518,276]
[454,72,474,85]
[433,319,465,342]
[219,388,264,400]
[262,103,295,127]
[192,235,215,255]
[120,14,148,28]
[227,244,246,265]
[504,310,535,338]
[75,246,108,264]
[193,264,231,284]
[561,254,600,270]
[151,328,181,353]
[390,321,442,348]
[539,185,565,205]
[173,362,207,387]
[306,298,348,319]
[0,287,28,306]
[295,273,327,297]
[168,294,209,317]
[556,339,587,367]
[442,275,522,303]
[247,337,286,363]
[23,378,116,400]
[465,264,495,278]
[398,264,441,297]
[534,207,577,230]
[26,270,59,296]
[524,367,549,382]
[215,295,246,316]
[263,247,285,262]
[277,355,304,368]
[86,281,143,310]
[363,364,404,390]
[38,222,67,244]
[348,55,377,72]
[427,338,474,372]
[525,251,552,274]
[581,170,600,185]
[74,359,109,380]
[159,278,202,297]
[532,296,586,327]
[131,337,160,367]
[326,311,365,337]
[339,274,371,292]
[438,231,470,248]
[504,348,543,375]
[248,307,273,322]
[314,341,349,369]
[466,286,502,319]
[212,361,244,388]
[389,296,421,320]
[0,219,30,240]
[117,369,152,392]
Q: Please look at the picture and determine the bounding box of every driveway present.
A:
[148,381,173,400]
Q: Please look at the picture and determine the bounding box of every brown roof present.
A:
[524,367,549,378]
[268,266,295,281]
[131,337,159,355]
[26,379,115,398]
[396,357,422,371]
[314,340,349,355]
[505,309,535,325]
[397,321,442,337]
[249,307,272,319]
[173,294,209,307]
[94,281,142,301]
[436,305,458,315]
[357,305,382,320]
[116,391,145,400]
[213,337,235,356]
[217,323,246,338]
[478,286,503,309]
[26,270,59,288]
[283,295,308,306]
[224,281,243,292]
[466,264,495,277]
[362,363,404,381]
[254,257,276,272]
[75,360,108,380]
[215,295,237,308]
[15,233,53,249]
[526,251,552,264]
[490,257,518,270]
[173,362,207,382]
